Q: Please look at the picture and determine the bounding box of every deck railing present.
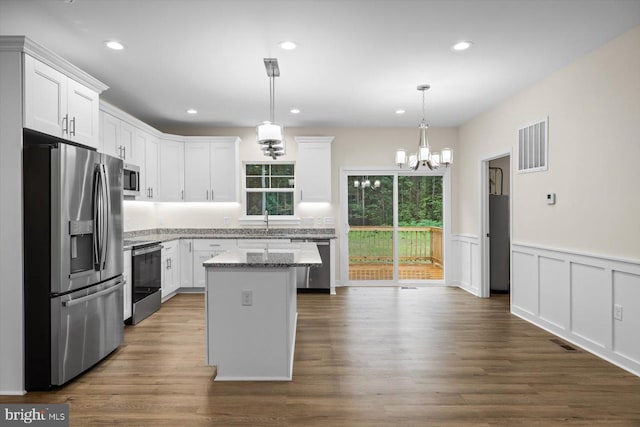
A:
[348,226,443,266]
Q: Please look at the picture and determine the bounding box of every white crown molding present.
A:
[294,136,334,144]
[0,35,108,93]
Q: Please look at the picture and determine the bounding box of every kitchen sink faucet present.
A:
[264,210,269,231]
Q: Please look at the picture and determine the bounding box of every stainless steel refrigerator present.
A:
[23,129,124,390]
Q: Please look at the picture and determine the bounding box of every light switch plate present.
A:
[242,290,253,306]
[614,304,623,321]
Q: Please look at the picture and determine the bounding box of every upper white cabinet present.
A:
[143,136,159,201]
[24,54,101,149]
[184,138,239,202]
[184,142,210,202]
[99,111,135,161]
[296,136,334,203]
[158,136,185,202]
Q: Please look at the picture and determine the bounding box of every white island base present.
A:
[206,267,298,381]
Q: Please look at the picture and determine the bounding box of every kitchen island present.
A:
[203,242,321,381]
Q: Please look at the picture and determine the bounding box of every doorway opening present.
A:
[480,154,511,301]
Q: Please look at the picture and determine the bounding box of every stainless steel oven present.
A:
[129,241,162,324]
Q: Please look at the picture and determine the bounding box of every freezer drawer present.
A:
[51,276,124,386]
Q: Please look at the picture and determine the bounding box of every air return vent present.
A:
[518,117,548,173]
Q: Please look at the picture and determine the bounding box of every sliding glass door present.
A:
[345,171,445,283]
[347,175,394,281]
[397,175,443,280]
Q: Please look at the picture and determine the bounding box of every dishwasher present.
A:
[293,239,330,293]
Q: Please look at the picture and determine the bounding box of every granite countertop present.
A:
[123,228,337,250]
[203,242,322,268]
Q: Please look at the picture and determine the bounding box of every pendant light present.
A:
[257,58,285,159]
[395,84,453,170]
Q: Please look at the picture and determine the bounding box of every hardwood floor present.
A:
[4,287,640,426]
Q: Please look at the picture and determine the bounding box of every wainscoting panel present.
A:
[512,251,537,315]
[451,235,480,296]
[511,243,640,377]
[570,263,609,348]
[613,271,640,363]
[538,256,568,329]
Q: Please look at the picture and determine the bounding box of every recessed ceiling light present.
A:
[452,41,472,51]
[186,109,198,114]
[279,41,297,50]
[395,109,406,115]
[105,40,124,50]
[290,108,301,114]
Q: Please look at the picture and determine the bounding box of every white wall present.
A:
[455,25,640,259]
[0,50,25,394]
[454,25,640,375]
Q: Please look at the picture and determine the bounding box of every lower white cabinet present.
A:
[123,249,132,322]
[192,239,237,288]
[161,240,180,299]
[179,239,193,288]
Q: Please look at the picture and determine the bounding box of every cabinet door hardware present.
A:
[70,117,76,136]
[62,114,69,135]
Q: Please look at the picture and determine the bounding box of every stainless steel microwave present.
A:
[123,163,140,197]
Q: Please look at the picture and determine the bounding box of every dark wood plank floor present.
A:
[4,287,640,426]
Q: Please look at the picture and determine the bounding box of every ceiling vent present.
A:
[518,117,548,173]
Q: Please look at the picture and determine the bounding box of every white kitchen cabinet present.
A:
[100,111,119,157]
[192,239,236,287]
[99,112,135,161]
[179,239,194,288]
[184,142,210,202]
[123,249,132,322]
[161,240,180,300]
[184,138,239,202]
[295,136,334,203]
[158,136,185,202]
[137,132,159,201]
[210,141,238,202]
[119,121,135,162]
[24,54,100,149]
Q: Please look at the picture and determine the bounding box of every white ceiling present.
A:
[1,0,639,131]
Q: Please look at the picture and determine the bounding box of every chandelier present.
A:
[395,85,453,170]
[256,58,285,159]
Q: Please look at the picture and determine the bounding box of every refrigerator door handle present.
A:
[101,164,110,270]
[92,165,101,269]
[62,280,124,307]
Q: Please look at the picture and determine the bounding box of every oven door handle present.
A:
[62,280,124,308]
